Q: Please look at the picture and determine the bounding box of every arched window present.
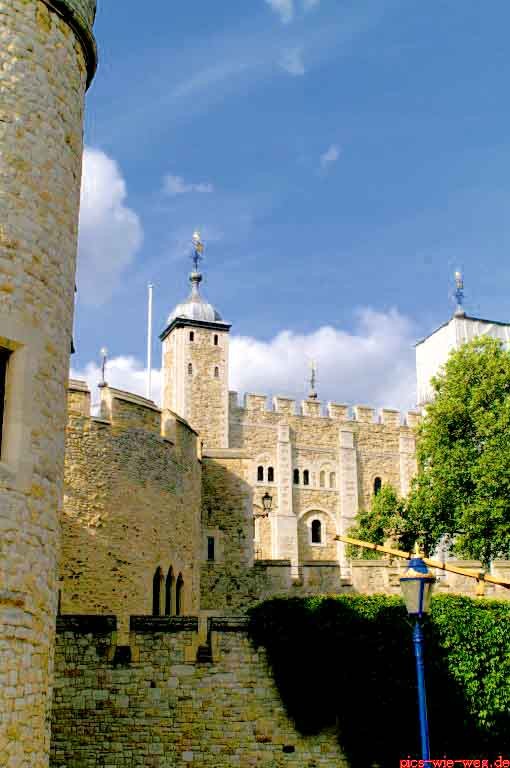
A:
[329,472,336,489]
[188,363,193,376]
[374,477,382,496]
[319,470,325,488]
[214,334,219,346]
[268,466,274,482]
[189,331,194,342]
[257,465,264,482]
[214,366,219,378]
[152,567,163,616]
[175,573,184,616]
[293,469,300,485]
[303,469,310,486]
[165,567,174,616]
[311,519,322,544]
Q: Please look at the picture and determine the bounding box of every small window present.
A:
[311,519,322,544]
[319,470,325,488]
[257,465,264,482]
[207,536,215,561]
[214,366,219,378]
[293,469,300,485]
[0,348,10,457]
[165,567,174,616]
[329,472,336,489]
[152,567,163,616]
[268,466,274,483]
[214,334,219,346]
[175,573,184,616]
[189,331,194,342]
[374,477,382,496]
[303,470,310,486]
[188,363,193,376]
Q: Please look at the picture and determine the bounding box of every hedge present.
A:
[247,594,510,768]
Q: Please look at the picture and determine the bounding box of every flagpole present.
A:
[147,283,153,399]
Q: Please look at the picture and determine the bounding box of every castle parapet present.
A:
[406,410,422,428]
[229,391,239,410]
[244,393,268,413]
[273,396,295,416]
[353,405,376,423]
[301,399,321,417]
[327,403,350,421]
[380,408,401,427]
[68,379,91,416]
[100,386,161,434]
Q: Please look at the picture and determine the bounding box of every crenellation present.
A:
[353,405,376,422]
[327,402,350,420]
[273,395,296,415]
[301,398,322,417]
[244,392,268,412]
[380,408,401,427]
[67,378,91,416]
[406,410,422,428]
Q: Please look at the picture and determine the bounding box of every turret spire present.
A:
[309,359,318,399]
[190,231,205,298]
[454,270,465,317]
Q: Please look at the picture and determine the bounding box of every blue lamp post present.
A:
[400,549,435,760]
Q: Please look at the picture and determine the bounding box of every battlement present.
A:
[230,390,420,427]
[67,380,200,458]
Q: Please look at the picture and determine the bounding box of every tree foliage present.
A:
[347,483,410,558]
[406,335,510,565]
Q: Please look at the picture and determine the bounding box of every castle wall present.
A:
[50,615,349,767]
[0,2,96,765]
[61,383,202,639]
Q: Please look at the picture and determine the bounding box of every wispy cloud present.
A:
[77,147,143,307]
[163,174,214,197]
[72,308,417,413]
[303,0,320,10]
[320,143,341,170]
[265,0,294,24]
[280,47,306,76]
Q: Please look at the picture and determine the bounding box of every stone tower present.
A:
[0,2,97,766]
[160,234,231,449]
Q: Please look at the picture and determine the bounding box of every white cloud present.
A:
[77,148,143,307]
[71,356,162,413]
[72,309,417,415]
[280,48,306,76]
[163,174,214,197]
[320,143,340,170]
[265,0,294,23]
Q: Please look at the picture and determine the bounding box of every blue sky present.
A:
[73,0,510,411]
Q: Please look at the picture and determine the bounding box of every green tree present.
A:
[406,335,510,566]
[347,483,409,558]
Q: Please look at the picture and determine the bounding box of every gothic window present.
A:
[374,477,382,496]
[0,348,10,457]
[214,334,219,346]
[267,466,274,483]
[293,469,300,485]
[214,366,219,378]
[311,519,322,544]
[175,573,184,616]
[319,470,325,488]
[152,567,164,616]
[329,472,336,489]
[207,536,215,561]
[188,363,193,376]
[189,331,194,342]
[165,567,174,616]
[257,465,264,482]
[303,469,310,486]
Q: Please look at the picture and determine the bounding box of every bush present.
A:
[247,594,510,768]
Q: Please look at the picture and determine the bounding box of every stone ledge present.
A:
[209,617,249,632]
[56,615,116,634]
[130,616,199,633]
[302,561,340,568]
[254,559,291,567]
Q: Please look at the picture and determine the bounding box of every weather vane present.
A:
[454,270,465,317]
[309,359,318,400]
[191,230,205,273]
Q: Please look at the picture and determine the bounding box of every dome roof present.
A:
[167,272,223,324]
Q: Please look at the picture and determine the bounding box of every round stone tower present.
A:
[0,2,97,766]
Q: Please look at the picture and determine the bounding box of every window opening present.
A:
[214,366,219,378]
[189,331,194,342]
[207,536,215,561]
[175,574,184,616]
[0,348,10,458]
[152,567,163,616]
[293,469,300,485]
[214,334,218,346]
[374,477,382,495]
[257,465,264,482]
[165,567,174,616]
[188,363,193,376]
[303,469,310,486]
[329,472,336,489]
[268,466,274,482]
[311,519,322,544]
[320,470,325,488]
